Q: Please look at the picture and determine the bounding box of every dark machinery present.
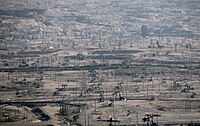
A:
[115,82,123,91]
[87,84,97,93]
[56,84,67,91]
[79,84,97,97]
[112,91,125,101]
[181,84,194,93]
[143,114,161,126]
[98,91,104,102]
[112,82,125,101]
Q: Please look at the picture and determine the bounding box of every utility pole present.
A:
[85,111,87,126]
[87,114,90,126]
[175,43,177,52]
[126,80,128,100]
[147,83,149,99]
[95,100,96,111]
[136,112,138,126]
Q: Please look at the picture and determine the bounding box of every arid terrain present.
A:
[0,0,200,126]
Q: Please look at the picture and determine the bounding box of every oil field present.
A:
[0,0,200,126]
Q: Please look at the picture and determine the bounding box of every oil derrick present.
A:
[112,82,125,101]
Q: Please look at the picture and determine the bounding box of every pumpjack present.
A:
[98,91,104,102]
[143,114,161,126]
